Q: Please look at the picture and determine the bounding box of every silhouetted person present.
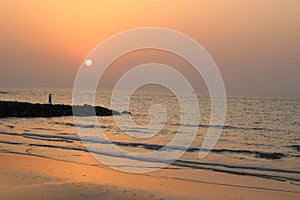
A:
[48,94,52,104]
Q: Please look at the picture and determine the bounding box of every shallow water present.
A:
[0,87,299,184]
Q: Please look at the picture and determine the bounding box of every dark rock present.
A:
[121,111,132,115]
[0,101,120,118]
[255,152,285,160]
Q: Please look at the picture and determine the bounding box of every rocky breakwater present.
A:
[0,101,120,118]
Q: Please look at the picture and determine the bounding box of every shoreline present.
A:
[0,128,298,184]
[0,152,299,200]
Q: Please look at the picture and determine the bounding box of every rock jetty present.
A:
[0,101,120,118]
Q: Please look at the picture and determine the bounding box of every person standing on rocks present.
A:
[48,94,52,104]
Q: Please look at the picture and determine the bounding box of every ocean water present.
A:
[0,87,299,185]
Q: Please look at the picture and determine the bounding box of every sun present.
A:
[85,59,93,67]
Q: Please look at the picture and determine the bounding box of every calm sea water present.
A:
[0,87,299,185]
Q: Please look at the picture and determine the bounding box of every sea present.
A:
[0,87,299,188]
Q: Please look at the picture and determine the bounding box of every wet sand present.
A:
[0,153,299,200]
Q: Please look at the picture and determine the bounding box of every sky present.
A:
[0,0,299,96]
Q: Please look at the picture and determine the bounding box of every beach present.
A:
[1,1,300,199]
[0,152,299,200]
[0,88,299,199]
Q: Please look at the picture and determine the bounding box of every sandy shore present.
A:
[0,152,299,200]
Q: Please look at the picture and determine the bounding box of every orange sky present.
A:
[0,0,299,96]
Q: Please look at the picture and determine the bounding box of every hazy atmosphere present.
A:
[0,1,299,200]
[1,0,299,96]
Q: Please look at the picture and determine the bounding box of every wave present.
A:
[287,145,300,152]
[176,123,292,133]
[52,120,298,135]
[0,138,298,176]
[0,138,299,183]
[51,122,110,129]
[172,160,300,182]
[51,117,296,134]
[32,127,58,131]
[173,160,300,174]
[110,141,289,160]
[0,131,80,142]
[162,122,300,134]
[0,139,85,152]
[0,131,294,160]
